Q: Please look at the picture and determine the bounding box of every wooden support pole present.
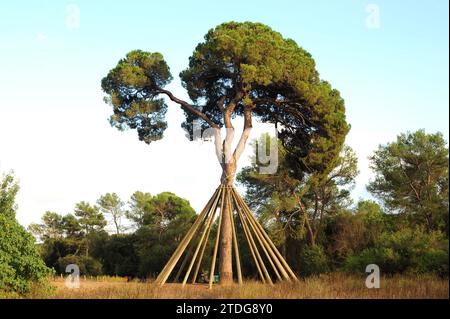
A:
[233,190,285,281]
[234,187,294,281]
[191,190,221,284]
[209,187,226,289]
[174,241,195,282]
[231,190,273,285]
[244,208,283,281]
[233,187,298,282]
[156,187,221,285]
[228,189,243,285]
[241,205,273,285]
[156,185,298,287]
[232,192,265,283]
[182,190,221,287]
[242,205,284,281]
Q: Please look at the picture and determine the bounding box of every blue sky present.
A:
[0,0,448,227]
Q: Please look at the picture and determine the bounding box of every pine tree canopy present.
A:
[101,21,349,177]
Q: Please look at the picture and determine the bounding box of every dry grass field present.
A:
[25,273,449,299]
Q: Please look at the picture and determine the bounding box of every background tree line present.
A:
[1,128,448,293]
[239,129,448,277]
[24,129,449,280]
[28,192,197,279]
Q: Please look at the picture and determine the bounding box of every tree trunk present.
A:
[304,217,316,246]
[217,99,251,285]
[299,199,316,246]
[219,161,236,285]
[114,217,120,235]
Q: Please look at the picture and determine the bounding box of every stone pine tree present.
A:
[98,193,125,235]
[74,202,106,258]
[368,130,449,233]
[101,22,349,286]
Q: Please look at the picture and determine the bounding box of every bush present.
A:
[57,255,103,276]
[0,214,54,294]
[343,227,449,276]
[96,234,138,277]
[343,247,401,274]
[299,245,329,277]
[416,248,449,277]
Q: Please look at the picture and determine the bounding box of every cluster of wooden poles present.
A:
[155,185,298,288]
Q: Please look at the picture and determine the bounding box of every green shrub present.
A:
[84,256,103,276]
[343,247,401,274]
[57,255,103,276]
[379,228,448,274]
[343,227,449,276]
[57,255,85,274]
[0,214,54,294]
[299,245,329,276]
[416,248,449,277]
[96,234,138,277]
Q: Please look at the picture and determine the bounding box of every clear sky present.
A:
[0,0,448,227]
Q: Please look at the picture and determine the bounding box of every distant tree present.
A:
[74,202,107,257]
[134,192,196,277]
[355,200,386,244]
[127,191,153,228]
[238,136,304,261]
[29,211,86,272]
[356,200,384,216]
[0,173,52,294]
[299,145,358,246]
[368,130,449,232]
[29,211,64,241]
[61,214,83,238]
[239,139,358,249]
[101,22,349,283]
[97,193,125,234]
[142,192,196,235]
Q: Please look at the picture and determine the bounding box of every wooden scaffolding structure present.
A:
[155,185,298,288]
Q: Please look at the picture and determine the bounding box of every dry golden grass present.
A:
[28,273,449,299]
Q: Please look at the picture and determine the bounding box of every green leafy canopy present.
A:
[101,22,349,177]
[101,51,172,143]
[368,130,449,232]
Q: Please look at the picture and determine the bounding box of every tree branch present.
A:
[223,125,235,165]
[224,91,244,127]
[221,91,244,164]
[213,127,223,163]
[156,88,220,129]
[233,107,253,161]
